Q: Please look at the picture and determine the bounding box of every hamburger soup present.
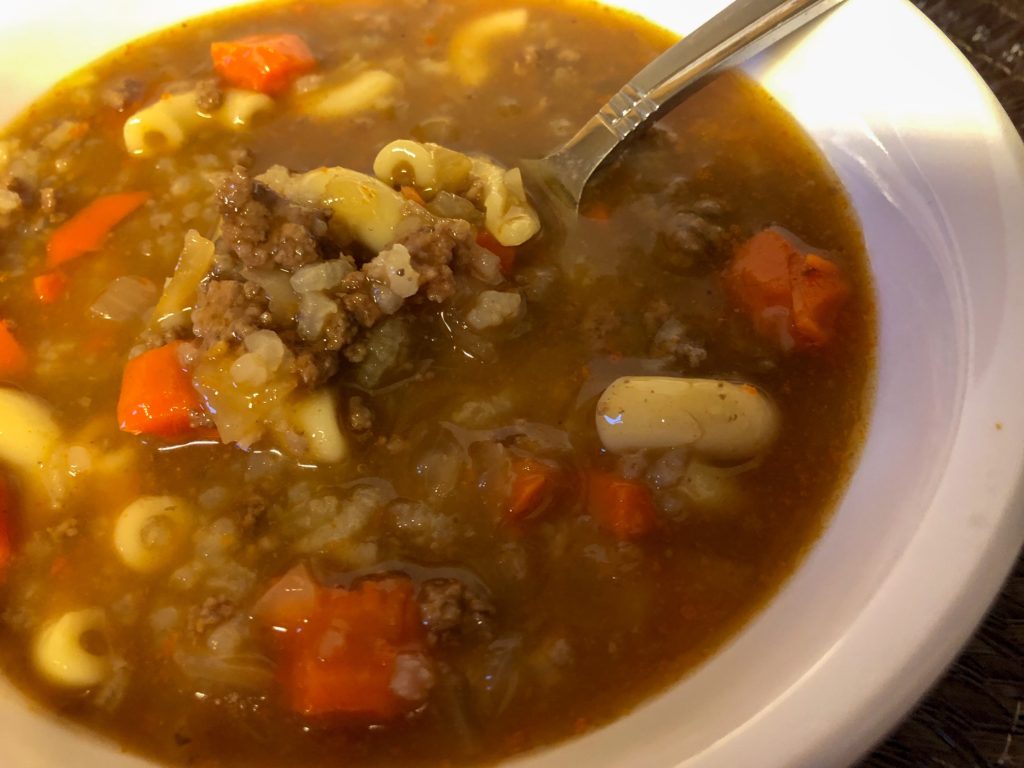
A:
[0,0,875,765]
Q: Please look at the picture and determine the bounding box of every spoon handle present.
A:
[544,0,846,204]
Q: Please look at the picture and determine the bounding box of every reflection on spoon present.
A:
[520,0,847,211]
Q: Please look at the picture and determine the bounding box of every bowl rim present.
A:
[0,1,1022,767]
[686,3,1024,766]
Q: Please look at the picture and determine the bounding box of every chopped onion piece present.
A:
[90,276,158,322]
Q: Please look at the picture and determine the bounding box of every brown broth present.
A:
[0,0,875,765]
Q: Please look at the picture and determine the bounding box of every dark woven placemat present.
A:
[857,2,1024,766]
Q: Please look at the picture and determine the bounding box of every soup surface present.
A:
[0,0,875,765]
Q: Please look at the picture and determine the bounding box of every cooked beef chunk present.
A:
[397,218,475,302]
[185,166,513,405]
[2,175,34,208]
[581,305,622,354]
[318,310,360,352]
[240,495,267,534]
[192,279,267,347]
[418,578,495,646]
[188,596,235,637]
[338,272,383,328]
[194,78,224,112]
[100,77,145,112]
[293,348,341,387]
[347,396,373,432]
[217,166,330,270]
[654,199,728,273]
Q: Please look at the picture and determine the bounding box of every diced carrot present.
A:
[725,228,850,350]
[256,573,429,719]
[476,230,517,274]
[791,253,851,346]
[117,341,203,438]
[506,458,559,524]
[725,229,791,337]
[211,33,316,95]
[587,472,656,539]
[400,185,426,205]
[32,271,68,304]
[47,191,150,268]
[0,321,27,379]
[582,201,612,221]
[0,473,13,581]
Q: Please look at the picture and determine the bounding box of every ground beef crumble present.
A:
[194,78,224,112]
[397,218,476,303]
[240,495,268,534]
[192,279,267,348]
[217,166,330,270]
[188,596,236,637]
[182,165,509,394]
[347,396,374,432]
[100,77,145,112]
[418,578,495,646]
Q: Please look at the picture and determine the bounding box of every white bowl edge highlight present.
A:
[0,0,1021,767]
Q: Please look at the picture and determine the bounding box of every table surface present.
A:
[858,3,1023,766]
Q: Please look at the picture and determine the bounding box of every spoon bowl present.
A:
[521,0,848,210]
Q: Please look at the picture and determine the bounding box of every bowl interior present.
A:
[1,1,1023,767]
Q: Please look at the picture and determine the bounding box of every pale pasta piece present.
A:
[471,158,540,246]
[373,140,472,197]
[152,230,216,328]
[218,88,276,126]
[287,389,349,464]
[259,165,405,252]
[92,445,138,477]
[123,89,273,157]
[680,461,742,509]
[449,8,529,87]
[372,140,539,246]
[32,609,111,688]
[596,376,780,461]
[114,495,193,573]
[301,69,400,119]
[0,388,60,473]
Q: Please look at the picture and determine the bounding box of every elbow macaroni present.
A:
[596,377,780,461]
[262,141,541,253]
[371,140,540,246]
[114,495,193,573]
[373,140,472,198]
[449,9,530,87]
[470,158,540,246]
[301,69,400,119]
[259,165,406,252]
[123,89,274,157]
[32,609,111,688]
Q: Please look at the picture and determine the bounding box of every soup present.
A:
[0,0,875,765]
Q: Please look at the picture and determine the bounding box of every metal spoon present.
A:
[521,0,846,209]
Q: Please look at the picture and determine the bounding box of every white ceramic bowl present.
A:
[2,0,1023,766]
